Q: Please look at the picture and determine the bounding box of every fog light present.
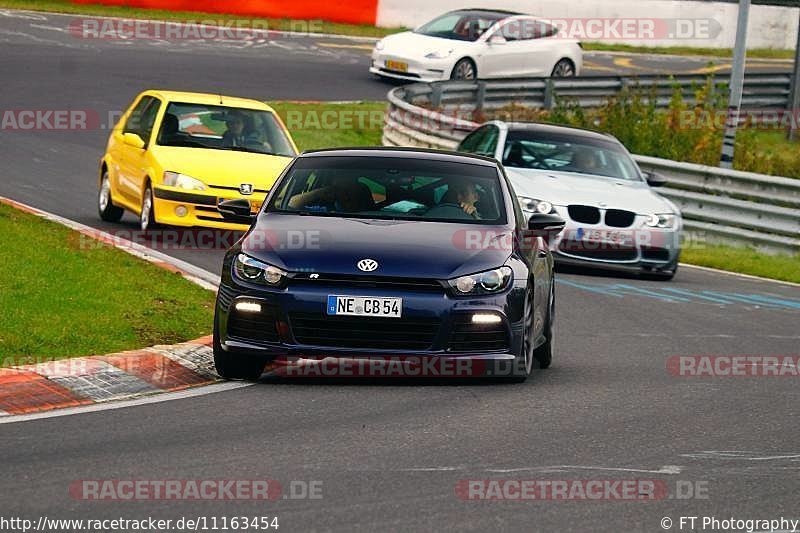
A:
[472,313,501,324]
[235,301,262,313]
[175,205,188,217]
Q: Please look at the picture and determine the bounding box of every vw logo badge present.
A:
[357,259,379,272]
[239,183,254,195]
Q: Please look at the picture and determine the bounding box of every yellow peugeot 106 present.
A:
[98,90,298,230]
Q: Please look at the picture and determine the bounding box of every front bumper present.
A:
[215,264,527,365]
[541,206,681,274]
[370,52,452,82]
[153,186,265,230]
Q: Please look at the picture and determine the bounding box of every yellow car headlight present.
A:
[163,171,207,191]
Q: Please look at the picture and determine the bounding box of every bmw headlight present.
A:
[163,171,207,191]
[234,254,287,286]
[425,49,453,59]
[449,267,513,295]
[518,196,554,214]
[646,213,677,229]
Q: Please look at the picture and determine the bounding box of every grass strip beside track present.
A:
[1,1,794,58]
[0,202,214,364]
[681,245,800,284]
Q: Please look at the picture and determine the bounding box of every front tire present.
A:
[213,314,266,381]
[98,170,124,222]
[139,184,159,232]
[533,280,556,369]
[451,58,477,80]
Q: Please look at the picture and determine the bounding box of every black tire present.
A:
[551,58,576,78]
[139,183,159,232]
[451,58,477,80]
[213,314,266,381]
[533,281,556,369]
[98,170,124,222]
[499,289,536,383]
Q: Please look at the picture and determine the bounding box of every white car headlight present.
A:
[646,213,677,229]
[518,196,554,214]
[449,267,513,296]
[425,49,453,59]
[234,254,287,286]
[163,171,207,191]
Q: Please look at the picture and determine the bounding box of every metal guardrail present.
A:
[382,76,800,255]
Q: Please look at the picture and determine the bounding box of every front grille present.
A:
[290,274,444,293]
[567,205,601,224]
[604,209,636,228]
[558,239,638,261]
[228,306,280,344]
[448,315,510,353]
[289,313,440,351]
[641,247,671,261]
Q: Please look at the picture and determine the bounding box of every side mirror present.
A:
[122,132,146,150]
[219,198,256,225]
[527,213,565,243]
[488,34,507,45]
[643,171,667,187]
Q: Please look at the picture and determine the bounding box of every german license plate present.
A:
[327,296,402,318]
[385,60,408,72]
[583,229,632,245]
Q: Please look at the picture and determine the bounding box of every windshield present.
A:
[156,102,296,157]
[415,11,506,41]
[502,131,643,181]
[268,156,507,225]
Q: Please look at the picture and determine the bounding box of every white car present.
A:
[458,121,682,280]
[370,9,583,82]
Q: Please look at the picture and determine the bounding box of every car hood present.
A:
[241,213,512,279]
[506,168,675,214]
[381,31,471,56]
[152,146,293,189]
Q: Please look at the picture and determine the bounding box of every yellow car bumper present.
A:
[152,187,264,230]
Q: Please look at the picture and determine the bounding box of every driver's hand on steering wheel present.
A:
[460,202,478,217]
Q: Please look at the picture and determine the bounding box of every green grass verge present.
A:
[0,202,214,364]
[0,0,404,38]
[3,1,795,58]
[269,101,386,150]
[582,42,795,60]
[682,244,800,284]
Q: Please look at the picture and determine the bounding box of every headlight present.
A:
[163,171,207,191]
[449,267,513,296]
[646,213,677,229]
[234,254,287,286]
[425,49,453,59]
[518,196,554,214]
[374,39,385,51]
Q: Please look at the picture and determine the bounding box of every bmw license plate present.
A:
[327,296,402,318]
[583,229,632,245]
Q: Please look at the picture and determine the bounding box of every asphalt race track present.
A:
[1,9,799,533]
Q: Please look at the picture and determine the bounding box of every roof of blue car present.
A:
[299,147,500,166]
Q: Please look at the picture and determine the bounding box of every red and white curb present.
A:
[0,196,225,417]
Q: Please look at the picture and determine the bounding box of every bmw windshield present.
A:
[155,102,296,157]
[503,130,643,181]
[267,156,508,225]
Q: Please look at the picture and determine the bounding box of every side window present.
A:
[474,125,499,157]
[497,20,524,42]
[123,96,161,144]
[525,21,557,39]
